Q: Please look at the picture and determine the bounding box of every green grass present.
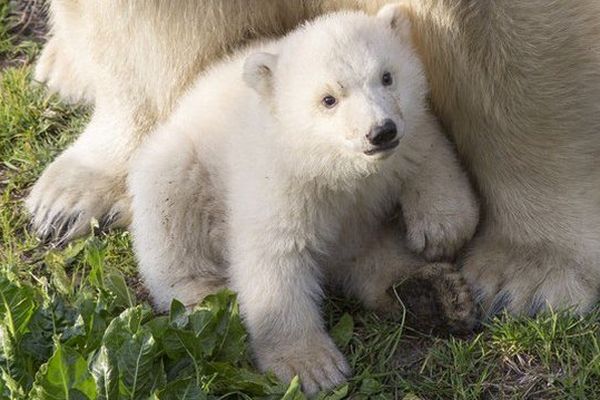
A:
[0,6,599,400]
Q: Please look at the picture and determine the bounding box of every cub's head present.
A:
[244,5,427,177]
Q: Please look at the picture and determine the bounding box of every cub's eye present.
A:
[322,95,337,108]
[382,71,393,86]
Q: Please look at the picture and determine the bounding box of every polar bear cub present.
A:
[129,5,478,394]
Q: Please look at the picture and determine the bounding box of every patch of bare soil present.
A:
[483,354,565,400]
[1,0,48,69]
[8,0,48,42]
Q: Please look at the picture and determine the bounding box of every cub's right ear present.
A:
[377,3,413,41]
[243,52,278,97]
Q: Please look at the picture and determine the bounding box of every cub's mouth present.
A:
[364,138,400,156]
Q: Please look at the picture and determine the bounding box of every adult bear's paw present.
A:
[26,152,130,245]
[461,237,599,317]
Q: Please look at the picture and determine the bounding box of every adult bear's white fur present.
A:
[129,8,477,393]
[30,0,600,315]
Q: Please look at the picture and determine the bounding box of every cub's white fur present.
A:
[129,8,477,393]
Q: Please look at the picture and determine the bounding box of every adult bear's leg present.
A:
[409,0,600,315]
[28,0,314,242]
[33,0,95,103]
[26,86,154,243]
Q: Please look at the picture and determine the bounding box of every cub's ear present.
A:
[377,3,412,41]
[243,52,278,97]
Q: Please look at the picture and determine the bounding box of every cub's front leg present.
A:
[399,115,479,261]
[227,191,350,394]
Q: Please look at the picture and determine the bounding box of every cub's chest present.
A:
[314,189,399,258]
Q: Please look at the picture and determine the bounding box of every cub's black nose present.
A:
[367,119,397,146]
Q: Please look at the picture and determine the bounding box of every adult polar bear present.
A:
[30,0,600,316]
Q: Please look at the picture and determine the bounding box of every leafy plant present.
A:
[0,237,361,399]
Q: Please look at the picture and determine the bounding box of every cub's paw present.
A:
[26,153,130,245]
[253,333,350,395]
[404,213,473,261]
[393,262,477,334]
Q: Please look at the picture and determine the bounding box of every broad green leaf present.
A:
[102,306,151,348]
[146,316,169,341]
[46,296,83,345]
[99,306,156,399]
[0,324,27,387]
[197,291,246,362]
[117,329,165,400]
[163,300,218,361]
[316,384,349,400]
[154,378,208,400]
[64,298,109,352]
[358,378,383,395]
[44,251,76,297]
[204,362,280,394]
[100,307,160,399]
[281,376,307,400]
[180,325,218,359]
[163,357,196,383]
[187,310,213,336]
[85,238,107,289]
[20,305,56,366]
[61,240,87,262]
[0,274,36,338]
[168,300,188,329]
[161,292,250,391]
[90,346,118,400]
[31,341,97,400]
[0,367,26,400]
[330,313,354,349]
[0,289,40,392]
[161,328,211,384]
[105,273,136,309]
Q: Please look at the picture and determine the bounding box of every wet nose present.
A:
[367,119,397,146]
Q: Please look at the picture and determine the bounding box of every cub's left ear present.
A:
[243,52,278,97]
[377,3,413,41]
